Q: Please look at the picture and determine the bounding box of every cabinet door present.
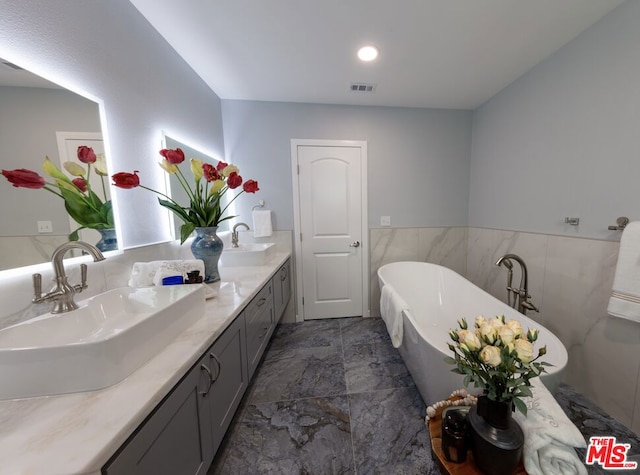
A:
[205,314,248,455]
[103,360,214,475]
[274,259,292,320]
[246,295,274,379]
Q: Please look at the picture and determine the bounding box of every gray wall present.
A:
[0,86,101,236]
[221,100,473,230]
[0,0,225,249]
[469,0,639,240]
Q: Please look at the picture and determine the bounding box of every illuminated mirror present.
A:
[0,57,114,271]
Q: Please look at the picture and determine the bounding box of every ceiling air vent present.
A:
[1,60,24,71]
[350,82,376,93]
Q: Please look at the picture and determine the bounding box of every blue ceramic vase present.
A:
[95,228,118,252]
[191,226,223,283]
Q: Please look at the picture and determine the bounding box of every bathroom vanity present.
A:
[0,253,291,475]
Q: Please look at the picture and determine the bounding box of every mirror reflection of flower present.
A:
[1,146,114,240]
[112,148,259,244]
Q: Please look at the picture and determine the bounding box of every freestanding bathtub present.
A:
[377,261,568,406]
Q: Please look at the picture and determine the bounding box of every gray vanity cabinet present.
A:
[103,353,214,475]
[103,261,288,475]
[202,313,248,455]
[245,280,275,379]
[274,258,291,320]
[103,315,247,475]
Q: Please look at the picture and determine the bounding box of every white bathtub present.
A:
[377,261,568,406]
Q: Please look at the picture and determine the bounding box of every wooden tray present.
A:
[428,396,527,475]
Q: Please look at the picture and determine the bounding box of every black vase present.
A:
[467,396,524,475]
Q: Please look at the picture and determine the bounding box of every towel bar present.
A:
[608,216,629,231]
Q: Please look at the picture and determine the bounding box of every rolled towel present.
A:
[513,378,587,475]
[380,284,410,348]
[129,260,205,287]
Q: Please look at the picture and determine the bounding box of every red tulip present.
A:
[216,161,228,172]
[202,163,219,182]
[242,179,259,193]
[227,172,242,189]
[1,169,46,189]
[112,171,140,189]
[159,148,185,165]
[72,177,88,192]
[77,146,97,164]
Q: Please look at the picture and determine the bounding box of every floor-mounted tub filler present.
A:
[377,261,568,406]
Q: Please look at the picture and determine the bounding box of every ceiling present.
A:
[129,0,625,110]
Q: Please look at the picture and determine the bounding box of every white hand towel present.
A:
[380,284,410,348]
[513,378,587,475]
[252,209,273,238]
[129,260,205,287]
[608,221,640,322]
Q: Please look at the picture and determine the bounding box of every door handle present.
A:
[349,241,360,248]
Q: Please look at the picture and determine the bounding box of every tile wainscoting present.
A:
[369,226,640,435]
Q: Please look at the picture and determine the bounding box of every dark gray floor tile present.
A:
[349,387,436,474]
[268,319,342,351]
[249,346,347,403]
[214,396,354,474]
[340,317,391,347]
[344,342,414,394]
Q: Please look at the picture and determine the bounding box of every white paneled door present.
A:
[292,140,368,320]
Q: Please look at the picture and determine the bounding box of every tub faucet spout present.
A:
[495,254,538,315]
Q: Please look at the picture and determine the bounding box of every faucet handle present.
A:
[32,273,43,302]
[74,264,88,293]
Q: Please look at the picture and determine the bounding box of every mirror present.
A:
[0,58,113,271]
[161,134,229,239]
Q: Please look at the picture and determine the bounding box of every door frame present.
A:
[290,139,369,322]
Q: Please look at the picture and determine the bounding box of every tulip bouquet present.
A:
[112,148,259,244]
[445,315,550,415]
[1,146,113,240]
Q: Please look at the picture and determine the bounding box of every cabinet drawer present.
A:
[274,259,291,320]
[245,292,274,379]
[244,280,272,324]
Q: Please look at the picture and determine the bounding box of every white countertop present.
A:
[0,252,291,475]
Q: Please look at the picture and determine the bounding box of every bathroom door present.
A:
[291,140,368,320]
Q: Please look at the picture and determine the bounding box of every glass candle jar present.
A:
[442,407,469,463]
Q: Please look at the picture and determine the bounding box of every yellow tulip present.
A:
[221,164,238,177]
[159,160,178,174]
[43,157,69,181]
[63,161,86,177]
[190,158,203,180]
[94,154,109,176]
[209,179,225,194]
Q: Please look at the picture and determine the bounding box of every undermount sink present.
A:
[221,242,275,267]
[0,285,205,400]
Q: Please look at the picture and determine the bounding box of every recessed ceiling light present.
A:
[357,45,379,62]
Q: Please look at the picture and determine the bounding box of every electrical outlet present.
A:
[37,220,53,233]
[380,216,391,227]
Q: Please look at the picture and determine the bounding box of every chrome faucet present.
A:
[231,222,250,248]
[32,241,106,314]
[495,253,539,315]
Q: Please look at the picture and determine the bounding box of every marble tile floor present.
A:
[208,317,640,475]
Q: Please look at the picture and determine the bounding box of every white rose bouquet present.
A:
[445,315,550,415]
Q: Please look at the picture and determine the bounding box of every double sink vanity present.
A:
[0,247,292,475]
